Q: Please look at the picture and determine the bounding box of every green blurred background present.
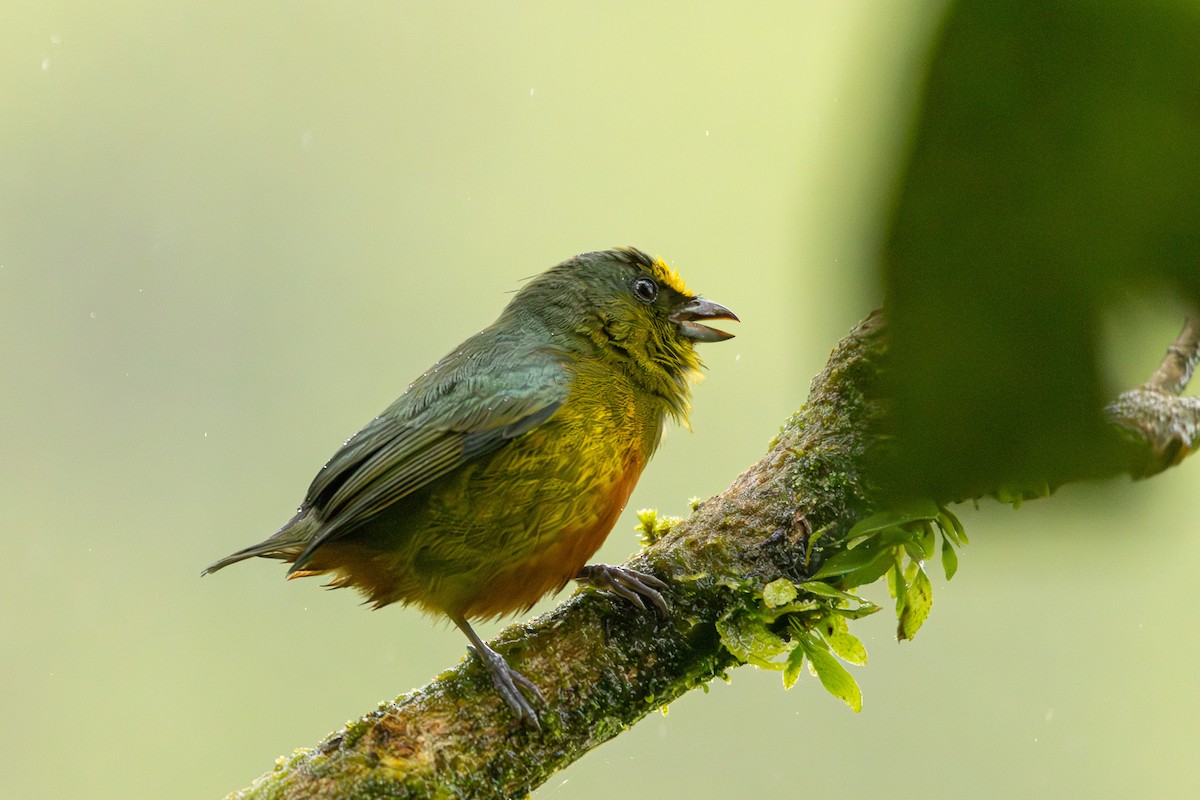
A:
[3,2,1198,798]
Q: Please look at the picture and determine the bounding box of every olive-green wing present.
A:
[288,358,567,572]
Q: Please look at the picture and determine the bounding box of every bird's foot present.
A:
[575,564,669,614]
[467,642,546,731]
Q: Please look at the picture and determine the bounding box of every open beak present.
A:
[670,297,739,342]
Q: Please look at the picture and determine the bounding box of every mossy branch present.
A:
[226,312,1197,800]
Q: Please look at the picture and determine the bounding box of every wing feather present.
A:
[287,346,568,572]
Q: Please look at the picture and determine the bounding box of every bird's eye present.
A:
[632,277,659,304]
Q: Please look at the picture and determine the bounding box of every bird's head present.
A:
[509,247,738,419]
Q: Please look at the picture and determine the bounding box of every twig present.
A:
[1107,315,1200,475]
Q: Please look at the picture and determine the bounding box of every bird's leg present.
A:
[575,564,669,614]
[453,615,545,730]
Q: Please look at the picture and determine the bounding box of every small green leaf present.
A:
[940,535,959,580]
[820,614,848,637]
[802,639,863,712]
[829,600,883,620]
[812,537,891,579]
[920,521,937,559]
[845,500,940,540]
[898,565,933,641]
[797,580,851,599]
[763,578,798,608]
[757,599,822,619]
[888,558,907,603]
[797,583,876,614]
[936,510,964,546]
[796,587,883,618]
[836,549,898,590]
[816,528,910,583]
[783,646,806,690]
[826,630,868,666]
[904,539,927,563]
[717,612,788,669]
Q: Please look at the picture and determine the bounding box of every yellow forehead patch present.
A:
[649,256,692,297]
[612,246,694,297]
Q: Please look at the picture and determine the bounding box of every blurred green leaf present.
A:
[879,0,1200,501]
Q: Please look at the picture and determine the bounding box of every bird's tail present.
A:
[201,511,310,576]
[201,540,290,575]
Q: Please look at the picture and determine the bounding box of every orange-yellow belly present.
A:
[454,457,644,619]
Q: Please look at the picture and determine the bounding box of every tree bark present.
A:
[225,312,1197,800]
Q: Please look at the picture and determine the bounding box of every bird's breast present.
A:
[447,371,659,618]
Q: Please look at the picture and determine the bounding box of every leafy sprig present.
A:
[715,501,966,709]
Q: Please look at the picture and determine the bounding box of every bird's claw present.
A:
[575,564,669,615]
[468,644,545,731]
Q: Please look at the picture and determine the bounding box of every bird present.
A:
[203,247,736,728]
